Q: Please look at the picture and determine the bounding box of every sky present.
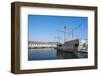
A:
[28,15,88,43]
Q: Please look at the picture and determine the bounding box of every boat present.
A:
[57,39,88,52]
[57,39,79,52]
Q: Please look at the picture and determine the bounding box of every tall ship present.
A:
[56,25,88,53]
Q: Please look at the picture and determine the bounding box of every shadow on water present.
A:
[57,50,88,59]
[28,48,88,61]
[57,51,78,59]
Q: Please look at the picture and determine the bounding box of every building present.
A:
[28,41,57,48]
[79,39,88,51]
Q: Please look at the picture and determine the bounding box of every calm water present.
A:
[28,48,88,61]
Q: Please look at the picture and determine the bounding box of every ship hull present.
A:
[57,39,79,52]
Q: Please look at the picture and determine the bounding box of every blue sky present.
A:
[28,15,88,43]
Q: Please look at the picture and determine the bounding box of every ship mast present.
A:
[54,32,61,43]
[64,25,66,43]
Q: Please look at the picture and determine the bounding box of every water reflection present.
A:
[28,48,87,61]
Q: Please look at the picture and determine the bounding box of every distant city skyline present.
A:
[28,15,88,43]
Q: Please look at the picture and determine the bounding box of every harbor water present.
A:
[28,48,88,61]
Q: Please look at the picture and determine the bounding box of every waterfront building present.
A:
[28,41,57,48]
[79,39,88,51]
